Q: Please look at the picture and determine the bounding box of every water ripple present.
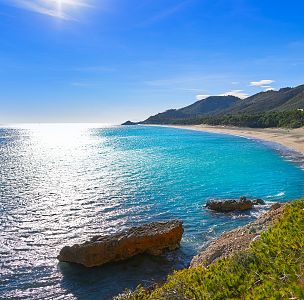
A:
[1,124,304,299]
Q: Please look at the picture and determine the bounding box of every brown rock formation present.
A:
[252,198,266,205]
[58,220,183,267]
[191,203,285,267]
[206,196,265,213]
[206,197,253,212]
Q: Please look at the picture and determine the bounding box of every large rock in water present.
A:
[57,220,183,267]
[205,196,264,212]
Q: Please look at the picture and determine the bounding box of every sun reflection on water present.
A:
[14,123,110,145]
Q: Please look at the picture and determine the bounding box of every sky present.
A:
[0,0,303,124]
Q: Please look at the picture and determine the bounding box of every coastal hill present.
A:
[221,84,304,114]
[124,84,304,127]
[143,95,239,124]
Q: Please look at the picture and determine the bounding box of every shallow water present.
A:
[1,124,304,300]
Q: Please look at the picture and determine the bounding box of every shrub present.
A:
[115,199,304,299]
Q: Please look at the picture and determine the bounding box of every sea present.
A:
[1,124,304,299]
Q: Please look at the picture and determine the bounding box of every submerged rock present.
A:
[191,203,286,267]
[57,220,183,267]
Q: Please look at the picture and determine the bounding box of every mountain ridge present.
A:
[123,84,304,125]
[142,95,240,124]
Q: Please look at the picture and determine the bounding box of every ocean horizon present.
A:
[1,124,304,299]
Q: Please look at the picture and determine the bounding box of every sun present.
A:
[54,0,64,17]
[46,0,87,19]
[18,0,91,21]
[53,0,86,6]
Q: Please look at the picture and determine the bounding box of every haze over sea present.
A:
[1,124,304,300]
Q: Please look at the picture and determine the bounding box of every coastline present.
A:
[146,124,304,156]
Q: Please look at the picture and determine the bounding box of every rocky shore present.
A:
[58,220,183,267]
[58,200,282,270]
[191,203,285,267]
[114,199,304,299]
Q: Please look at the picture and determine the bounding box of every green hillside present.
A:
[222,85,304,114]
[133,84,304,127]
[142,96,239,124]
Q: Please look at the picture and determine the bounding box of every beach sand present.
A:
[153,125,304,155]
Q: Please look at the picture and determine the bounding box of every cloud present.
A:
[6,0,92,20]
[261,86,275,91]
[220,90,249,99]
[196,95,211,100]
[250,79,275,87]
[196,90,249,100]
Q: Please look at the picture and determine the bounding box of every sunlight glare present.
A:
[44,0,90,19]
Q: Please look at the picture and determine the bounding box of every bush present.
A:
[115,199,304,299]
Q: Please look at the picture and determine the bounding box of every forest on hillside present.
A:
[171,110,304,128]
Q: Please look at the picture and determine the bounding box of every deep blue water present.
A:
[1,124,304,300]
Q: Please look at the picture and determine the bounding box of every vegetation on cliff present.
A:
[115,199,304,299]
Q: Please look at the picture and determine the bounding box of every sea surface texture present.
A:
[1,124,304,300]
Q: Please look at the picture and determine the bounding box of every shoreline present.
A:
[146,124,304,157]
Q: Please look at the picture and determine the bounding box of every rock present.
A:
[252,199,266,205]
[271,202,282,210]
[206,197,253,212]
[121,121,137,125]
[57,220,183,267]
[206,197,266,212]
[191,204,286,267]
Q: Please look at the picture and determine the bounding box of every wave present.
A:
[266,191,285,199]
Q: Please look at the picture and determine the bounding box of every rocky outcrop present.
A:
[121,121,138,125]
[206,196,265,212]
[252,198,266,205]
[191,203,285,267]
[58,220,183,267]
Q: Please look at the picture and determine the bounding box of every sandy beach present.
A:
[154,125,304,155]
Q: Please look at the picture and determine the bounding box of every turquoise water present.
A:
[1,124,304,300]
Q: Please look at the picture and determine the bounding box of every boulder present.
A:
[252,199,266,205]
[271,202,282,210]
[206,197,253,212]
[57,220,183,267]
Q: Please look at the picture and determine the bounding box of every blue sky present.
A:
[0,0,303,123]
